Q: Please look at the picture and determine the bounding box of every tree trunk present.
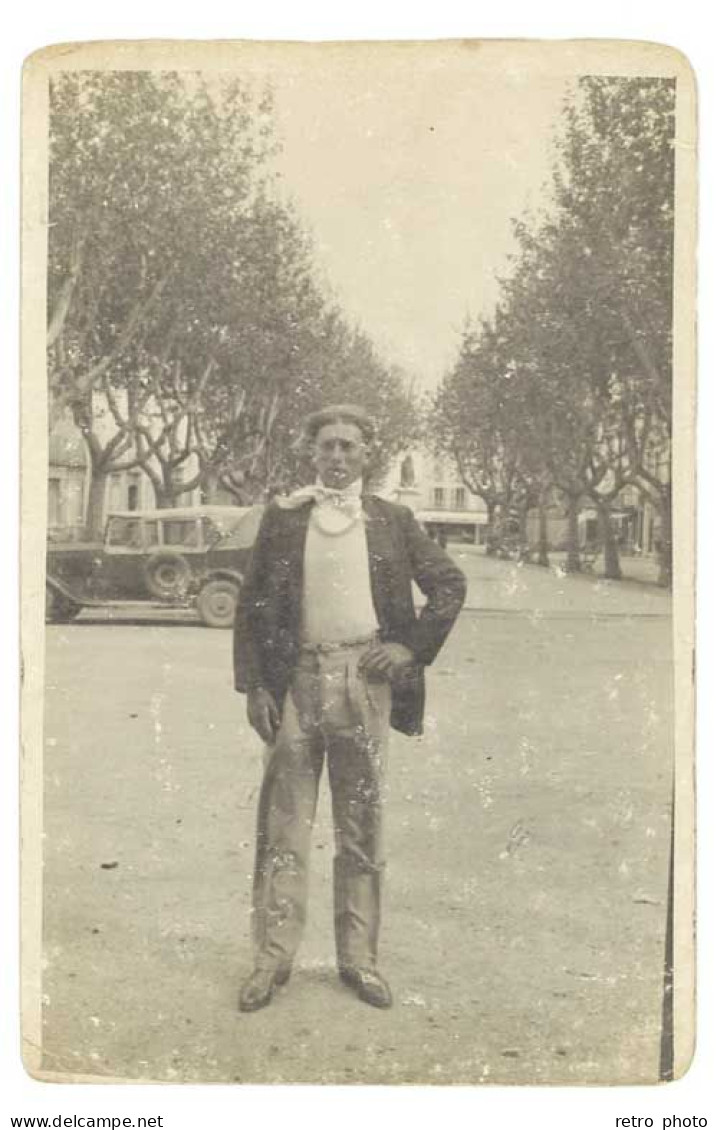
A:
[485,500,498,555]
[153,484,179,509]
[537,496,550,567]
[218,473,249,505]
[200,467,220,505]
[152,467,183,509]
[85,468,109,539]
[598,500,622,580]
[564,494,581,573]
[657,486,673,588]
[517,504,529,559]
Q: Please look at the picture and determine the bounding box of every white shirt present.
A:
[301,481,378,644]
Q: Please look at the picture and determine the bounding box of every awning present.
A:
[417,510,487,525]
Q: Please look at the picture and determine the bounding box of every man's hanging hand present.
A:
[247,687,281,744]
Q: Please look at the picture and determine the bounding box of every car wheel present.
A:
[196,579,239,629]
[46,585,82,624]
[143,551,192,601]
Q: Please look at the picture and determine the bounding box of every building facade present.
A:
[383,451,489,544]
[48,394,201,541]
[385,448,668,560]
[48,419,89,542]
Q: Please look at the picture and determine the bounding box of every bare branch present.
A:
[47,228,85,347]
[53,274,171,412]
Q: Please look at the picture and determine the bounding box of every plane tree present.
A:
[434,75,675,583]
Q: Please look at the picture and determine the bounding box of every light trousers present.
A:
[251,643,392,971]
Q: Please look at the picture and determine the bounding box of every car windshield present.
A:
[106,518,143,549]
[162,519,200,548]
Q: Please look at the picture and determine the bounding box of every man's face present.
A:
[312,420,369,489]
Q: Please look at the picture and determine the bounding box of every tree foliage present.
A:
[433,76,675,583]
[48,70,416,530]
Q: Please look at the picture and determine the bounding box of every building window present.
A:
[432,487,445,509]
[127,484,139,511]
[584,518,599,543]
[48,478,62,526]
[453,486,466,509]
[109,473,124,511]
[66,472,85,525]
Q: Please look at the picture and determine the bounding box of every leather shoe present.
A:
[339,965,393,1009]
[238,964,292,1012]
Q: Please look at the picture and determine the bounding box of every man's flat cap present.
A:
[304,404,376,443]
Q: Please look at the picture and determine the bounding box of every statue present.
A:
[399,454,416,488]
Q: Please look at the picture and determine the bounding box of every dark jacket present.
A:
[233,494,467,735]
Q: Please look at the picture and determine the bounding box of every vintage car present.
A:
[46,504,264,629]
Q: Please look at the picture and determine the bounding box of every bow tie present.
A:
[314,487,362,514]
[276,484,363,517]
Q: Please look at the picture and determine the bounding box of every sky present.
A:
[264,46,570,391]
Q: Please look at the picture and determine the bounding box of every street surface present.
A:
[41,551,673,1084]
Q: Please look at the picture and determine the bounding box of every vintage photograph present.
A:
[21,39,695,1084]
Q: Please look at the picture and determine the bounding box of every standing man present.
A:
[234,404,466,1012]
